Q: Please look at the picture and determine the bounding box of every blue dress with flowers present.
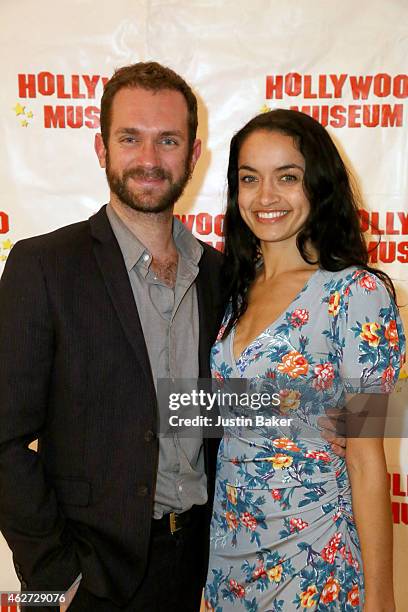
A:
[204,267,405,612]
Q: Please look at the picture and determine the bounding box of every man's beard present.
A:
[105,153,191,214]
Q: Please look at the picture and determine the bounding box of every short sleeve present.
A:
[337,270,406,393]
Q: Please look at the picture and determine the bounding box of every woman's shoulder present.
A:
[319,266,388,298]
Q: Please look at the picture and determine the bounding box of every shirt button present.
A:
[143,253,149,262]
[144,430,155,442]
[178,485,183,492]
[137,484,149,497]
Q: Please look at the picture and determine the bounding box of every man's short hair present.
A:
[100,61,198,149]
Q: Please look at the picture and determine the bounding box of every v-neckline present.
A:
[231,268,321,364]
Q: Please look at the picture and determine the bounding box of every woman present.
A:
[204,109,405,611]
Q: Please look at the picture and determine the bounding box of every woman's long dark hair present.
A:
[222,108,396,337]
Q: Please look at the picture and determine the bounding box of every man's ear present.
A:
[94,133,107,169]
[189,138,201,174]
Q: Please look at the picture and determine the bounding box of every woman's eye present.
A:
[240,175,257,183]
[280,174,298,182]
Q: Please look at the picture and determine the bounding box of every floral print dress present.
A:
[204,267,405,612]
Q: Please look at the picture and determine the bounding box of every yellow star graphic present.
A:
[26,111,33,119]
[0,255,7,262]
[2,239,13,250]
[260,104,271,114]
[13,102,25,116]
[20,120,29,127]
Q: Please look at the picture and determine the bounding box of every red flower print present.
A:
[213,371,225,383]
[360,322,381,347]
[347,584,360,607]
[290,308,309,328]
[321,576,340,603]
[385,320,399,349]
[229,579,245,598]
[252,560,267,580]
[240,512,257,531]
[313,362,335,390]
[358,273,377,292]
[271,489,282,500]
[289,517,309,532]
[305,450,331,463]
[300,584,318,607]
[320,532,342,564]
[272,437,301,452]
[277,350,309,378]
[225,511,239,531]
[382,365,395,391]
[328,292,341,316]
[216,324,227,341]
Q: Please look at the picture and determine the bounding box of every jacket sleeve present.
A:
[0,240,80,590]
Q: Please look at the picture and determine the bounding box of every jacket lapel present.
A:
[89,206,154,385]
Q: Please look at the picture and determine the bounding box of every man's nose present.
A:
[138,140,160,168]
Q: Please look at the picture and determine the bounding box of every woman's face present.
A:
[237,129,310,247]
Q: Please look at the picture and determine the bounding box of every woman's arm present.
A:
[346,437,395,612]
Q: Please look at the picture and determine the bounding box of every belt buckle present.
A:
[169,512,181,534]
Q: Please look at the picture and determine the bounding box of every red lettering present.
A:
[18,73,36,98]
[214,214,224,237]
[391,501,408,525]
[56,74,70,98]
[393,74,408,98]
[330,74,347,98]
[373,73,391,97]
[195,213,212,235]
[265,75,283,99]
[398,212,408,234]
[349,75,373,100]
[1,593,17,612]
[348,105,362,128]
[85,106,100,129]
[303,75,317,99]
[38,71,55,96]
[359,209,370,233]
[386,212,399,235]
[392,473,407,496]
[285,73,301,97]
[329,105,346,128]
[362,105,380,127]
[72,75,85,99]
[83,75,100,98]
[318,75,332,98]
[378,241,396,264]
[397,241,408,264]
[370,212,384,235]
[381,104,403,127]
[0,212,9,234]
[44,105,65,128]
[66,106,83,128]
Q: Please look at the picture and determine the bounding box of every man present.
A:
[0,62,225,611]
[0,62,345,611]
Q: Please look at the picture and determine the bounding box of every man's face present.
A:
[95,87,201,213]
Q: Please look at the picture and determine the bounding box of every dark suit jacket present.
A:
[0,206,225,606]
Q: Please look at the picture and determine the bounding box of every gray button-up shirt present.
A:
[107,204,207,518]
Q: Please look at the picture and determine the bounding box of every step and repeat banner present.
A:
[1,0,407,607]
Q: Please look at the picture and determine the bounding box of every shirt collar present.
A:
[106,203,203,272]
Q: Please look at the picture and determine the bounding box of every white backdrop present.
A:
[0,0,407,608]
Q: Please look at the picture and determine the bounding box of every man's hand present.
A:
[318,408,347,458]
